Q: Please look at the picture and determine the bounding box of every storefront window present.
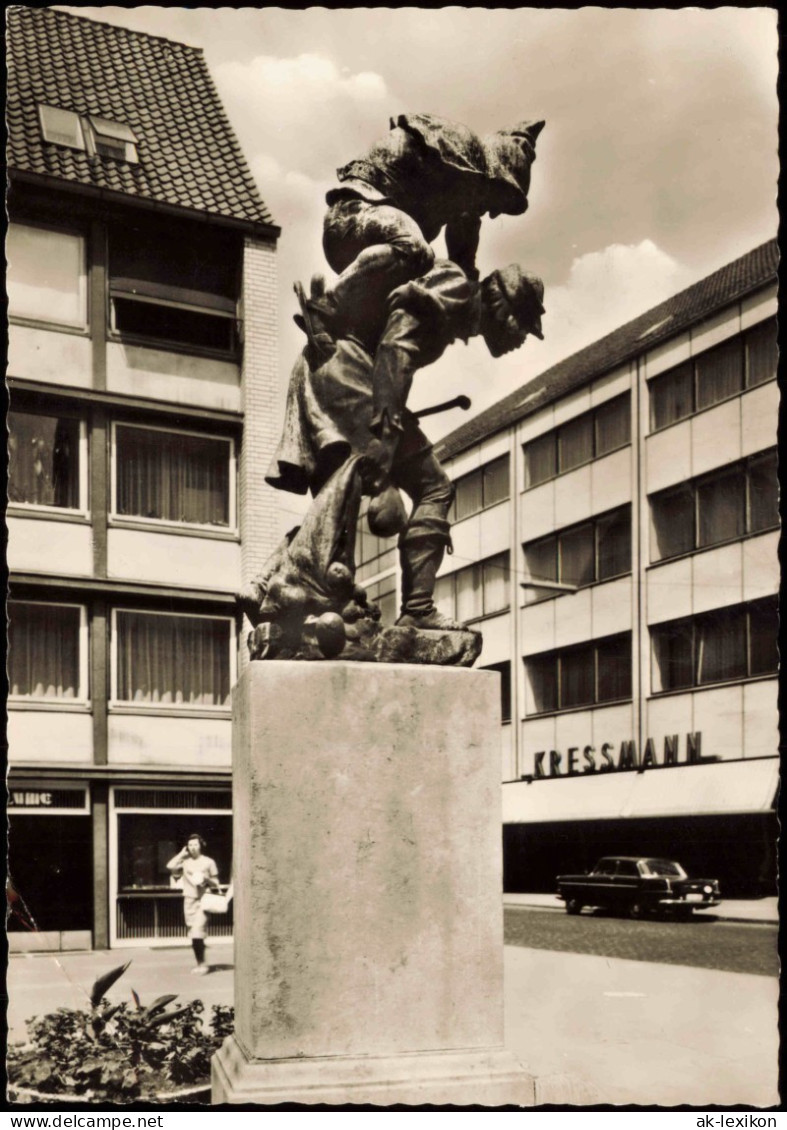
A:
[117,812,232,891]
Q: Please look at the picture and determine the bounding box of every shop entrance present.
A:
[8,814,93,940]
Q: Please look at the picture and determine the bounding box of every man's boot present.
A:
[395,523,466,631]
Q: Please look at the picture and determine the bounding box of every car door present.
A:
[588,858,618,907]
[613,859,641,910]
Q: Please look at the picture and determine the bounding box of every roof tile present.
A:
[7,6,275,230]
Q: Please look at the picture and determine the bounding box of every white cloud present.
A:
[540,240,696,366]
[213,53,389,181]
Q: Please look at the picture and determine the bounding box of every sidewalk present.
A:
[7,932,779,1107]
[504,892,780,924]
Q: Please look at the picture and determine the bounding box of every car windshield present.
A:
[641,859,687,878]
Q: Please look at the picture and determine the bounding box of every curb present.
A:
[503,901,778,926]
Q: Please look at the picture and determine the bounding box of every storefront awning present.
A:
[503,758,779,825]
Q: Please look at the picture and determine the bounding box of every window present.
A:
[523,505,631,603]
[356,503,397,583]
[524,394,630,488]
[38,103,139,163]
[745,318,778,388]
[525,633,632,715]
[433,552,510,623]
[651,597,778,693]
[649,318,777,431]
[38,105,85,150]
[8,409,86,512]
[8,601,88,702]
[108,222,240,354]
[88,116,138,162]
[481,661,512,723]
[117,813,231,892]
[113,610,233,709]
[650,450,778,563]
[113,424,234,530]
[7,222,87,328]
[364,576,397,626]
[450,455,509,521]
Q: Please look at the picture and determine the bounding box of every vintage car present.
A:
[556,856,721,918]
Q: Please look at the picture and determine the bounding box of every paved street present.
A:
[504,906,779,977]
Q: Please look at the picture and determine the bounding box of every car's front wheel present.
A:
[565,898,582,915]
[628,901,645,920]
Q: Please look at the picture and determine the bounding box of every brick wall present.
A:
[239,235,282,660]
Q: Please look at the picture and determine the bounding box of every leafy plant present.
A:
[7,961,233,1102]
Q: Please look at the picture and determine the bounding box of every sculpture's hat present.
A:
[483,119,545,218]
[493,265,545,340]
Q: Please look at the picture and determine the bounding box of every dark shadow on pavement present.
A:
[208,963,234,972]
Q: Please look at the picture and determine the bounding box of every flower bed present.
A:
[7,962,233,1104]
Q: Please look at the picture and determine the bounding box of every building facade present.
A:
[364,241,779,896]
[6,8,280,950]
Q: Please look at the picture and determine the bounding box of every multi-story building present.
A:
[6,7,280,950]
[363,240,779,896]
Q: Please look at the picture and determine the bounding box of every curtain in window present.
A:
[696,609,746,685]
[527,655,557,714]
[748,598,779,677]
[8,412,79,508]
[455,470,483,520]
[525,432,556,487]
[116,612,230,707]
[650,487,694,561]
[650,364,693,431]
[7,223,86,326]
[596,635,632,702]
[558,415,593,473]
[559,644,595,708]
[695,337,743,411]
[482,456,510,507]
[482,553,509,614]
[456,564,483,622]
[523,537,557,604]
[594,396,630,457]
[697,468,745,548]
[652,620,693,692]
[596,507,631,580]
[433,576,456,622]
[9,603,80,699]
[748,451,779,534]
[116,427,230,526]
[745,319,777,388]
[559,524,595,587]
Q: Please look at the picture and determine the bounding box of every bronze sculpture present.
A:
[238,115,546,664]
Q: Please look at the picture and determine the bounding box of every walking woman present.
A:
[167,833,220,975]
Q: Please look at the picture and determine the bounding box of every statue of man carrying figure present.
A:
[239,112,547,664]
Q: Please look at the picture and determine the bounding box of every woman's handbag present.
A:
[201,883,233,914]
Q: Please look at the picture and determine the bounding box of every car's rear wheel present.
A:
[565,898,582,915]
[628,901,645,919]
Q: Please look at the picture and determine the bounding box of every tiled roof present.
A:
[437,239,779,462]
[6,6,276,230]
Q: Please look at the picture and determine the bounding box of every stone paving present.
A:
[504,906,780,977]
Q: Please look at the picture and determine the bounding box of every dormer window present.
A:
[38,105,85,151]
[88,116,138,162]
[37,103,138,164]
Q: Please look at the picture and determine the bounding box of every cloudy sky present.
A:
[64,6,779,438]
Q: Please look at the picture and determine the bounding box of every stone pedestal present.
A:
[212,662,534,1106]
